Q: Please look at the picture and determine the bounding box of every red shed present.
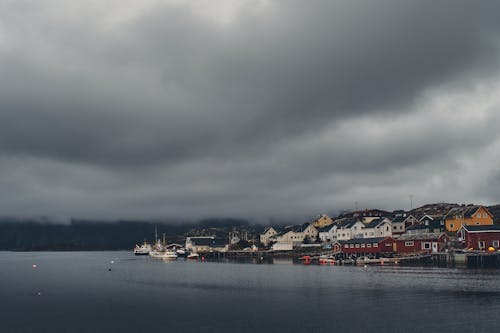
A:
[395,233,448,254]
[339,237,395,256]
[458,225,500,251]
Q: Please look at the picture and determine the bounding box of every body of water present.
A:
[1,251,499,332]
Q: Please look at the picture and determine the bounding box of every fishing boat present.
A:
[161,250,178,260]
[134,242,152,255]
[148,250,178,260]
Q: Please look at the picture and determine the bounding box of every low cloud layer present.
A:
[1,0,500,221]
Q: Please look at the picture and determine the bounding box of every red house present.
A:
[395,233,448,254]
[458,225,500,251]
[335,237,395,256]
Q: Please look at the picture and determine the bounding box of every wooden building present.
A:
[335,237,395,256]
[394,233,448,254]
[458,225,500,251]
[444,205,493,232]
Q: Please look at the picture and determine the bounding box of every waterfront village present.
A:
[135,203,500,267]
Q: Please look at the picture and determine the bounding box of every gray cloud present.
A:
[1,0,500,220]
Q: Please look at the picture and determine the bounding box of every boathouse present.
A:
[337,237,395,256]
[457,225,500,251]
[394,233,448,254]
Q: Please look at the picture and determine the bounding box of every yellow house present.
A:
[312,214,333,228]
[444,205,493,232]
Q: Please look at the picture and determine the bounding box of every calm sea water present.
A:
[1,252,500,333]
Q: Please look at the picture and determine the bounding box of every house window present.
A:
[477,213,481,218]
[405,241,414,247]
[386,243,392,247]
[478,241,485,249]
[367,244,372,248]
[422,242,431,250]
[355,244,360,248]
[493,240,499,248]
[350,244,354,248]
[373,243,378,247]
[476,222,480,225]
[483,213,487,218]
[345,245,349,249]
[449,223,454,229]
[361,244,366,248]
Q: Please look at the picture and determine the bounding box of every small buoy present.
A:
[364,264,368,268]
[37,291,42,296]
[110,260,115,264]
[108,268,112,271]
[32,264,37,268]
[201,256,205,261]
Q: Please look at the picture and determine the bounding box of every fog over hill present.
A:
[1,201,499,250]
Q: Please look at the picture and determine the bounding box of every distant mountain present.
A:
[0,218,261,251]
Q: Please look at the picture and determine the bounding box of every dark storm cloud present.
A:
[1,0,500,219]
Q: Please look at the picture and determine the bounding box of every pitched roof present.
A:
[406,224,429,231]
[262,227,277,234]
[396,233,446,241]
[461,225,500,232]
[317,225,333,233]
[392,215,405,223]
[365,218,390,228]
[343,237,390,245]
[446,205,492,219]
[282,222,314,233]
[335,218,360,228]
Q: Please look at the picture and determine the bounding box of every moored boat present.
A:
[149,250,178,260]
[161,251,178,260]
[134,242,152,255]
[318,256,335,265]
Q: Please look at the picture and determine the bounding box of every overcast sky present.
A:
[1,0,500,222]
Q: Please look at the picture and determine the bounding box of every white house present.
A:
[333,218,361,241]
[318,224,338,243]
[260,227,278,246]
[361,218,392,238]
[273,223,318,246]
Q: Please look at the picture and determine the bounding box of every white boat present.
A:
[134,242,152,255]
[149,250,178,260]
[161,251,178,260]
[187,253,199,259]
